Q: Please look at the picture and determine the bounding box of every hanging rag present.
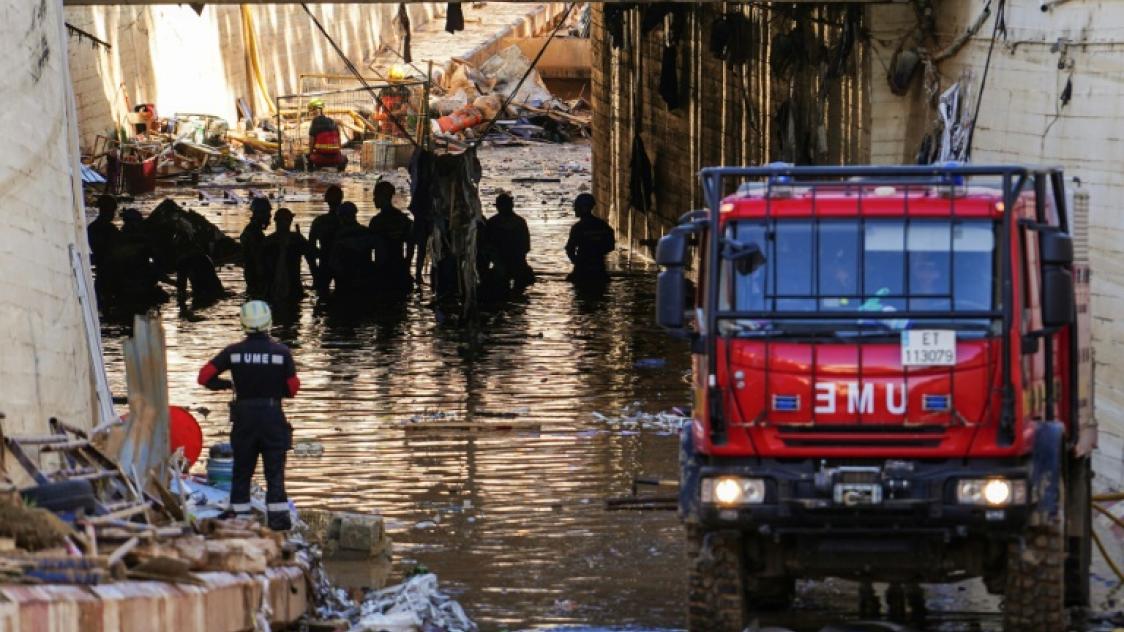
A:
[629,134,654,213]
[719,13,754,64]
[668,5,688,42]
[446,3,465,34]
[397,3,412,63]
[710,14,732,59]
[641,3,672,34]
[408,147,436,222]
[659,44,680,110]
[604,4,630,49]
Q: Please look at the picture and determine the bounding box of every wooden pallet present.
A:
[4,419,150,522]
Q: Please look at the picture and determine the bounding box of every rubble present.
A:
[427,46,591,146]
[592,404,691,434]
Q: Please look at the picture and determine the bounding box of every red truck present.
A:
[654,164,1094,631]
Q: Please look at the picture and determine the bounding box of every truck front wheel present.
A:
[686,526,747,632]
[1003,520,1067,631]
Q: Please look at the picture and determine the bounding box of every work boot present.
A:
[266,503,292,531]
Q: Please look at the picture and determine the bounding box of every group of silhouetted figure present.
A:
[86,184,616,317]
[86,194,227,311]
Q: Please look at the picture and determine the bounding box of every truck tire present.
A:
[1065,457,1092,608]
[745,575,795,611]
[686,526,747,632]
[1003,521,1066,631]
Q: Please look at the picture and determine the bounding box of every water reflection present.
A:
[100,145,696,629]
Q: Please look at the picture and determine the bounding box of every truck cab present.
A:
[655,164,1093,631]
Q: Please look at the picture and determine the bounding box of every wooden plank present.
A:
[82,503,150,525]
[107,537,139,567]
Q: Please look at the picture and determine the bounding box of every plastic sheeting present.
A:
[355,574,475,632]
[477,45,553,107]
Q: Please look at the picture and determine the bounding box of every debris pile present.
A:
[0,420,293,586]
[299,537,474,632]
[428,45,591,146]
[83,111,282,196]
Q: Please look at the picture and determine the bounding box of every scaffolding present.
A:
[275,73,430,170]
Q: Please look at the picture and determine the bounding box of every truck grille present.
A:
[776,425,945,449]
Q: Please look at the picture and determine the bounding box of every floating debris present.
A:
[592,403,690,433]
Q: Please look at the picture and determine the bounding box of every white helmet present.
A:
[240,300,272,333]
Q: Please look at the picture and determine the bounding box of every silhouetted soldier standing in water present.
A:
[309,185,343,294]
[240,197,272,299]
[564,193,615,285]
[87,195,121,301]
[485,192,535,294]
[368,181,414,294]
[262,208,317,304]
[330,202,376,300]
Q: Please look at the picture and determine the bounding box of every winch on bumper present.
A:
[684,458,1033,534]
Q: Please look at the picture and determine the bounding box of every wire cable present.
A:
[300,3,420,149]
[474,2,577,141]
[964,0,1005,161]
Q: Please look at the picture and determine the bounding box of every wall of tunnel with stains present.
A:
[64,2,442,151]
[867,0,1124,488]
[590,2,871,260]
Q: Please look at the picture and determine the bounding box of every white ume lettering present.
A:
[814,382,908,415]
[230,352,283,366]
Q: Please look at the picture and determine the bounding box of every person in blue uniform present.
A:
[196,301,299,531]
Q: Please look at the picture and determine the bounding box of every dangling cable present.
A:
[964,0,1005,161]
[300,3,420,149]
[474,2,577,141]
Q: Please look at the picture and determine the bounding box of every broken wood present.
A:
[81,502,150,525]
[107,537,139,566]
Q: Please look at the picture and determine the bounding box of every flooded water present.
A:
[98,144,1120,631]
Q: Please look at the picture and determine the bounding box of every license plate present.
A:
[901,330,956,367]
[833,483,883,506]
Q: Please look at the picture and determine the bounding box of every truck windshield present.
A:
[719,219,1000,335]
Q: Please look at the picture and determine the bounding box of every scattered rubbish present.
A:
[422,46,591,146]
[414,520,438,530]
[357,573,476,632]
[633,358,667,369]
[592,403,690,433]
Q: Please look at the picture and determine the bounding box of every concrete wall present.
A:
[867,0,1124,486]
[591,4,870,260]
[64,2,441,150]
[0,0,97,434]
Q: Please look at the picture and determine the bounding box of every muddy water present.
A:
[98,144,1116,631]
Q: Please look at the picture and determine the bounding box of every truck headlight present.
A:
[701,477,766,506]
[957,478,1026,506]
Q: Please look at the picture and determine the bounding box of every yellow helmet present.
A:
[308,98,325,111]
[240,300,272,333]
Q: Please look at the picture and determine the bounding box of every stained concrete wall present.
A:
[868,0,1124,486]
[0,0,97,434]
[591,4,870,260]
[64,2,441,150]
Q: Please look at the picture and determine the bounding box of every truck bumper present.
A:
[686,458,1032,581]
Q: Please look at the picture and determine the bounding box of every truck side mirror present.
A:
[656,268,687,331]
[1041,266,1074,327]
[1040,230,1073,265]
[656,229,689,267]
